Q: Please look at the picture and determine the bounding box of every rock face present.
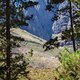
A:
[52,1,68,33]
[52,1,79,38]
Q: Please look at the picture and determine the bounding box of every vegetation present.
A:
[0,0,80,80]
[54,50,80,80]
[0,0,38,80]
[43,37,59,51]
[0,51,28,80]
[25,68,55,80]
[44,0,80,51]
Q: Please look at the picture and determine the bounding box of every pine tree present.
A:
[61,0,80,50]
[0,0,38,80]
[50,0,64,4]
[44,0,80,51]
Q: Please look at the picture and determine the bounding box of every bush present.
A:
[54,49,80,80]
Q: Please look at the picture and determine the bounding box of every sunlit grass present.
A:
[28,68,55,80]
[19,68,55,80]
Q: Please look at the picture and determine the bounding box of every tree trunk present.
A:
[69,0,76,51]
[6,0,11,79]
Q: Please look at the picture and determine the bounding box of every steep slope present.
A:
[11,28,46,44]
[52,0,80,36]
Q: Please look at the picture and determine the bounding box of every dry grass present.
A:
[27,68,55,80]
[19,68,55,80]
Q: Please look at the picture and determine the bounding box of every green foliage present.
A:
[11,53,28,80]
[54,50,80,80]
[0,52,24,80]
[28,49,33,57]
[0,50,34,80]
[0,0,37,80]
[43,37,59,51]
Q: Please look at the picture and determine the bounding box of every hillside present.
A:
[11,28,46,44]
[11,28,74,68]
[11,28,64,69]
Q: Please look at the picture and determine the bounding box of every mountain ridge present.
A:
[20,0,79,40]
[11,28,46,44]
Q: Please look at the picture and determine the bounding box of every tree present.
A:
[0,0,38,80]
[6,0,11,79]
[61,0,80,51]
[44,0,80,51]
[68,0,76,51]
[50,0,64,4]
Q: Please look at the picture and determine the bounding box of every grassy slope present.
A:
[19,68,55,80]
[28,68,55,80]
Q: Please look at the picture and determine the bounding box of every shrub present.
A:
[54,49,80,80]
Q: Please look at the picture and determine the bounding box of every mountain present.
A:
[20,0,67,40]
[52,1,69,34]
[20,0,55,40]
[52,1,79,36]
[20,0,79,40]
